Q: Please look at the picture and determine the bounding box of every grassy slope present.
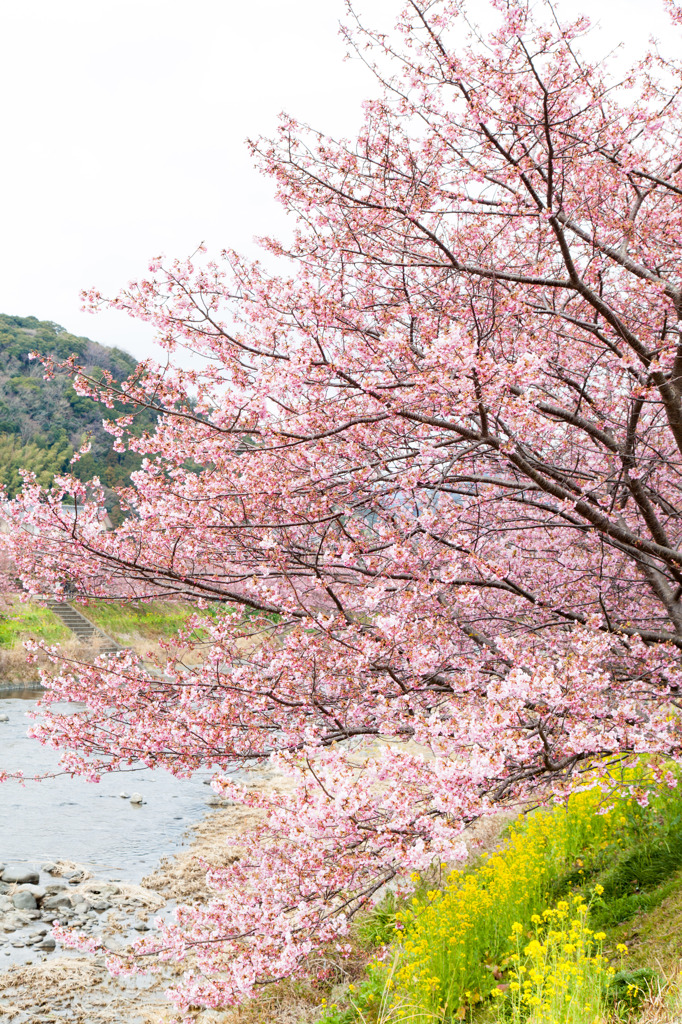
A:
[0,597,221,682]
[608,880,682,1023]
[81,599,216,640]
[618,879,682,972]
[0,597,70,647]
[0,597,218,649]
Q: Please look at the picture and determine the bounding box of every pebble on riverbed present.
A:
[129,793,144,804]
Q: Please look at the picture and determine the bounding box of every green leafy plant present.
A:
[607,967,658,1014]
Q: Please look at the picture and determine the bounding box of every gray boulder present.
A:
[2,867,39,885]
[88,899,111,912]
[39,935,56,951]
[44,883,67,895]
[63,870,85,884]
[18,884,45,900]
[12,891,37,911]
[42,893,72,911]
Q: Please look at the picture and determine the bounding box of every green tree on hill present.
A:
[0,313,155,517]
[0,431,73,495]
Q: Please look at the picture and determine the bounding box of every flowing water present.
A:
[0,686,217,880]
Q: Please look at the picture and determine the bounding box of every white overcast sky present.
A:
[0,0,673,363]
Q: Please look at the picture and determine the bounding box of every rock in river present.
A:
[19,884,46,900]
[42,893,72,911]
[11,891,37,911]
[1,867,39,885]
[88,899,111,912]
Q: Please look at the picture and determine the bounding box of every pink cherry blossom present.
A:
[4,0,682,1012]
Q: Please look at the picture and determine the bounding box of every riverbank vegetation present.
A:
[310,767,682,1024]
[0,596,224,682]
[81,599,222,641]
[0,596,70,649]
[0,596,224,650]
[3,597,680,1023]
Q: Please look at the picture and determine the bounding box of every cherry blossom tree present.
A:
[5,0,682,1010]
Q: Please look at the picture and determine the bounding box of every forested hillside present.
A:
[0,314,153,519]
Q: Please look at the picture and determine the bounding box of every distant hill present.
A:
[0,314,155,521]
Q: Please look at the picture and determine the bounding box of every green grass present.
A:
[0,599,70,647]
[80,599,226,640]
[0,594,273,650]
[611,876,682,975]
[0,597,228,648]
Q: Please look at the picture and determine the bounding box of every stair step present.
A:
[42,599,124,654]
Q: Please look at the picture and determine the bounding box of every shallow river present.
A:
[0,687,217,880]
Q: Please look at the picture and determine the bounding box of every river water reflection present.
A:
[0,687,217,880]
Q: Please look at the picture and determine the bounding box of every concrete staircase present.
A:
[44,599,122,654]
